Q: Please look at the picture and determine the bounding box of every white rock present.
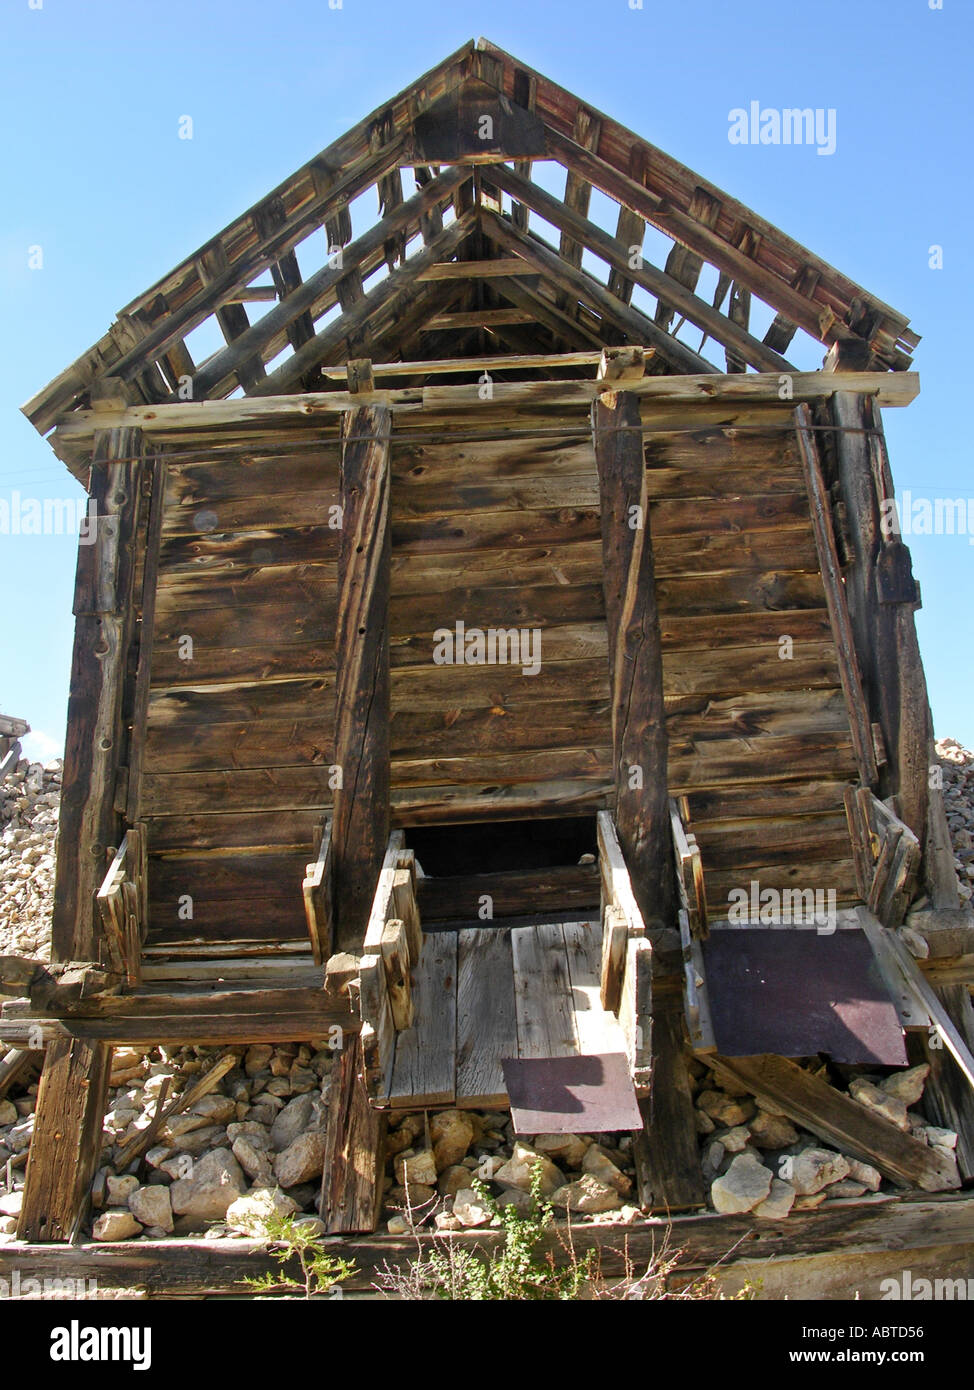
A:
[232,1137,274,1184]
[128,1185,173,1233]
[826,1180,868,1198]
[696,1090,755,1127]
[846,1158,883,1191]
[106,1174,140,1207]
[754,1178,796,1220]
[533,1132,589,1168]
[225,1186,299,1236]
[879,1064,929,1107]
[274,1130,327,1188]
[493,1142,563,1197]
[924,1126,957,1150]
[713,1125,751,1155]
[452,1188,493,1228]
[169,1148,246,1222]
[711,1153,773,1214]
[550,1175,622,1214]
[581,1144,632,1194]
[92,1209,142,1241]
[0,1190,23,1217]
[791,1147,851,1195]
[269,1093,317,1151]
[749,1110,799,1149]
[394,1148,439,1188]
[849,1079,910,1131]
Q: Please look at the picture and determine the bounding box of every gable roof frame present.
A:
[22,37,918,445]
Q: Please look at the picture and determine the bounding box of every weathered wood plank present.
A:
[332,406,392,952]
[633,991,707,1212]
[456,927,515,1108]
[388,931,457,1107]
[54,427,146,962]
[511,923,577,1058]
[319,1034,385,1234]
[592,390,675,930]
[18,1036,113,1241]
[707,1053,959,1192]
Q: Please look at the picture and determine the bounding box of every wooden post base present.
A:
[18,1036,112,1242]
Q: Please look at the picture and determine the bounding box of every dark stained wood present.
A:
[592,389,675,930]
[910,984,974,1183]
[417,863,600,924]
[794,406,877,789]
[54,427,146,962]
[633,992,707,1212]
[1,1193,972,1296]
[829,393,930,847]
[18,1035,113,1242]
[319,1034,386,1234]
[333,405,392,951]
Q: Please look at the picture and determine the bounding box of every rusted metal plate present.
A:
[700,929,907,1064]
[502,1053,642,1135]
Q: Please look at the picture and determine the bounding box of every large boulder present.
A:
[790,1147,851,1195]
[128,1185,173,1234]
[274,1130,327,1188]
[493,1142,562,1197]
[430,1111,474,1171]
[92,1209,142,1241]
[270,1094,316,1152]
[225,1186,299,1236]
[879,1065,929,1107]
[169,1148,246,1222]
[710,1153,773,1214]
[550,1175,622,1214]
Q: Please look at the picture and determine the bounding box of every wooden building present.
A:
[6,39,973,1271]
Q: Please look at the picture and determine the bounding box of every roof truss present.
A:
[23,38,918,438]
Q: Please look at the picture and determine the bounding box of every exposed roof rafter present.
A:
[22,36,918,447]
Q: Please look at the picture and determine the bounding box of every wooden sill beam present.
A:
[50,370,921,447]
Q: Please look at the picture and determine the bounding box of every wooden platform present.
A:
[385,919,626,1109]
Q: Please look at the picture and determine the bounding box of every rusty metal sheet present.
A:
[700,928,907,1064]
[502,1053,643,1135]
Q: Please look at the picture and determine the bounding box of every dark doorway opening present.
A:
[407,815,598,877]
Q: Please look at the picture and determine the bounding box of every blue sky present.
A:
[1,0,971,758]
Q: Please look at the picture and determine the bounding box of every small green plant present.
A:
[378,1167,596,1301]
[242,1214,357,1299]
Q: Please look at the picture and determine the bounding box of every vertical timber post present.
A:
[828,392,929,846]
[591,388,675,930]
[333,405,392,952]
[17,1035,113,1241]
[52,426,146,963]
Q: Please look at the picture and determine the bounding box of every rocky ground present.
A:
[691,1059,958,1218]
[0,737,971,1241]
[0,758,59,960]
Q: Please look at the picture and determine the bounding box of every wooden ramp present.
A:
[386,920,627,1109]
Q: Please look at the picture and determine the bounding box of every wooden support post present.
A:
[53,427,146,963]
[332,406,391,952]
[303,819,334,965]
[794,406,877,789]
[18,1035,113,1241]
[591,390,675,930]
[829,392,930,846]
[319,1034,386,1234]
[909,984,974,1183]
[632,988,706,1212]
